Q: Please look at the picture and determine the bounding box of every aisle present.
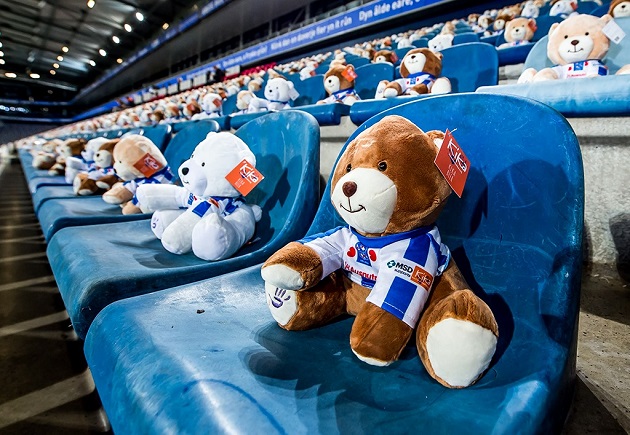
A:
[0,158,110,434]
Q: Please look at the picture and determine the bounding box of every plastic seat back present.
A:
[441,43,499,91]
[354,63,395,99]
[309,94,583,393]
[222,94,238,116]
[453,32,480,45]
[162,120,220,178]
[140,124,172,151]
[531,15,563,42]
[293,75,327,106]
[346,57,370,69]
[413,37,429,48]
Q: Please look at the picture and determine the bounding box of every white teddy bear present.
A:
[136,132,262,261]
[192,93,223,120]
[64,137,109,183]
[428,34,454,52]
[549,0,578,18]
[248,77,299,112]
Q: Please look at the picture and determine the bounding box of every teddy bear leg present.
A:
[431,78,451,94]
[151,210,186,239]
[383,82,403,98]
[77,178,99,196]
[95,175,119,190]
[121,201,143,215]
[265,271,347,330]
[616,65,630,75]
[416,264,498,388]
[350,300,413,367]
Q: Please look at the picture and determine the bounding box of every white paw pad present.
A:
[265,283,297,326]
[261,264,304,290]
[426,318,497,387]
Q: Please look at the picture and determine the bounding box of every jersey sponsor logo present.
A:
[411,266,433,290]
[343,261,378,283]
[387,259,416,278]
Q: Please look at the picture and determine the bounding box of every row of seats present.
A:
[17,93,584,433]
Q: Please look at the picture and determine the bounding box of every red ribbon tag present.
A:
[133,153,164,178]
[225,159,264,196]
[390,52,399,63]
[212,98,222,108]
[434,129,470,198]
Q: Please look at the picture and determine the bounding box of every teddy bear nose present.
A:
[181,167,189,175]
[342,181,357,197]
[570,39,579,46]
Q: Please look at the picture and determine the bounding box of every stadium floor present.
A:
[0,156,627,434]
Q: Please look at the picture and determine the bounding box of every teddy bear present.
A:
[62,137,108,184]
[48,138,86,175]
[300,61,319,80]
[318,65,360,105]
[498,17,537,48]
[192,93,223,120]
[151,109,165,124]
[549,0,578,18]
[487,13,511,35]
[32,139,61,170]
[163,103,182,123]
[102,134,174,215]
[247,77,299,112]
[183,100,202,119]
[521,0,541,18]
[378,48,451,98]
[371,50,397,64]
[609,0,630,17]
[73,139,120,195]
[260,115,498,388]
[428,34,454,52]
[518,14,630,82]
[396,36,413,49]
[135,132,262,261]
[234,90,255,115]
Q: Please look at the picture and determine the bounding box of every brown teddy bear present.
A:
[371,50,397,64]
[32,139,61,170]
[609,0,630,17]
[73,139,120,196]
[489,14,512,35]
[498,17,537,48]
[378,48,451,98]
[519,14,630,82]
[102,135,173,215]
[318,64,360,105]
[261,115,498,388]
[48,138,87,175]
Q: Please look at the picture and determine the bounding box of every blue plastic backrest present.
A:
[394,47,413,64]
[222,94,238,116]
[577,1,598,13]
[354,63,395,99]
[293,75,327,106]
[441,42,499,91]
[524,17,630,73]
[453,32,480,45]
[454,27,474,34]
[591,4,610,16]
[532,15,564,42]
[347,57,370,68]
[162,120,220,178]
[306,93,583,323]
[414,38,429,48]
[315,63,330,75]
[141,124,172,151]
[234,110,320,246]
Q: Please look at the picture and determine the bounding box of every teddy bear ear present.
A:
[426,130,446,149]
[548,22,560,37]
[433,50,444,61]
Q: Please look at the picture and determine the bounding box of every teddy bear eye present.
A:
[346,163,352,172]
[564,35,568,39]
[201,162,205,167]
[585,32,589,36]
[378,161,388,171]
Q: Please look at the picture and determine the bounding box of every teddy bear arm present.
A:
[383,81,404,98]
[261,241,328,291]
[135,184,189,212]
[533,68,559,81]
[95,175,119,190]
[102,183,134,204]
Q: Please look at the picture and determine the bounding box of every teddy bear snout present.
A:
[342,181,357,197]
[570,39,579,46]
[181,167,189,176]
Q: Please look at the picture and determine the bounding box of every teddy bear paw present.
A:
[95,181,111,190]
[426,318,497,388]
[382,88,400,98]
[261,264,304,290]
[264,283,298,327]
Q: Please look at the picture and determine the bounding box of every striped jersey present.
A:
[299,225,450,328]
[125,166,174,205]
[552,60,607,80]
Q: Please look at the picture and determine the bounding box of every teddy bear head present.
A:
[330,115,452,236]
[478,14,493,29]
[504,17,537,43]
[323,65,355,95]
[151,109,165,123]
[521,1,540,18]
[58,138,86,158]
[400,48,444,78]
[248,78,263,92]
[94,139,119,169]
[429,34,454,52]
[372,50,396,64]
[183,100,201,118]
[236,90,255,110]
[164,103,180,119]
[82,137,110,162]
[112,135,167,181]
[609,0,630,17]
[549,0,577,16]
[263,77,299,103]
[547,14,613,65]
[493,14,511,31]
[468,13,480,23]
[178,132,256,198]
[201,93,222,113]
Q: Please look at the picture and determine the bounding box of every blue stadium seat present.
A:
[84,93,583,434]
[478,17,630,116]
[350,42,499,125]
[393,47,413,64]
[495,15,563,66]
[346,56,370,69]
[577,1,598,13]
[480,34,499,45]
[222,94,238,116]
[47,110,321,339]
[293,75,327,106]
[36,120,220,241]
[354,63,395,99]
[591,4,611,16]
[30,125,173,213]
[413,37,429,48]
[453,32,479,44]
